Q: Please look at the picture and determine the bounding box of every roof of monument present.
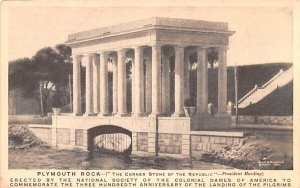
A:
[67,17,234,43]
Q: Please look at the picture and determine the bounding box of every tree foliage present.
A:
[9,44,72,116]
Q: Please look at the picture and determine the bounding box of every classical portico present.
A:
[43,17,237,157]
[68,17,234,119]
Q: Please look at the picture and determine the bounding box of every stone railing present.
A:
[261,69,283,88]
[238,85,258,105]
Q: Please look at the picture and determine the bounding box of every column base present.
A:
[84,113,94,116]
[114,113,129,117]
[171,112,185,117]
[149,113,163,117]
[72,113,82,116]
[132,113,147,117]
[97,113,110,117]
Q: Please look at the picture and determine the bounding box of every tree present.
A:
[55,44,72,64]
[9,58,35,92]
[9,44,72,116]
[55,44,73,111]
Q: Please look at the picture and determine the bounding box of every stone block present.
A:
[167,146,174,153]
[196,143,203,150]
[191,136,197,142]
[214,136,221,144]
[143,145,148,151]
[182,146,189,153]
[220,137,227,144]
[182,134,189,139]
[191,143,197,150]
[159,145,166,152]
[148,133,156,139]
[201,136,210,143]
[210,143,223,151]
[57,129,70,145]
[226,137,233,144]
[132,142,138,151]
[164,139,170,145]
[175,147,181,154]
[160,134,167,139]
[167,134,172,139]
[233,138,240,145]
[203,143,211,151]
[191,150,203,157]
[182,138,189,144]
[172,134,178,139]
[148,142,155,148]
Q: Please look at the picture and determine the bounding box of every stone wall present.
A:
[191,135,244,157]
[57,128,70,145]
[234,116,293,125]
[75,129,84,147]
[28,125,52,145]
[137,132,148,152]
[158,133,182,154]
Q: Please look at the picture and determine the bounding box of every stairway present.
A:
[238,67,293,108]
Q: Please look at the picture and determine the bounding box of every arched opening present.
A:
[88,125,132,154]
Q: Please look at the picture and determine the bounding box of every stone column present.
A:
[117,49,127,116]
[99,51,109,116]
[145,57,152,114]
[112,56,118,115]
[217,47,228,115]
[172,45,185,117]
[84,55,93,116]
[161,55,170,115]
[184,51,190,101]
[73,55,82,115]
[133,46,145,116]
[131,58,135,115]
[151,44,162,116]
[196,47,208,116]
[93,54,100,114]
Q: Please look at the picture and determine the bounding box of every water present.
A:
[9,147,232,170]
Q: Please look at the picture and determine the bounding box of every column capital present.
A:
[72,54,83,62]
[196,46,210,50]
[97,51,110,56]
[151,43,162,48]
[218,46,229,51]
[90,52,99,57]
[116,48,127,53]
[174,44,186,49]
[133,46,144,50]
[81,53,92,57]
[74,54,84,58]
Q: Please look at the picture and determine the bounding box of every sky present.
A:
[8,5,293,66]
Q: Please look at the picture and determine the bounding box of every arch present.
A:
[87,125,132,154]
